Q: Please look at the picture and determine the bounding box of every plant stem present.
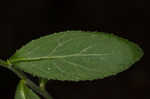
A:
[39,78,48,90]
[10,67,53,99]
[25,77,53,99]
[0,59,53,99]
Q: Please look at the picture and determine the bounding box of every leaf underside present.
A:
[9,31,143,81]
[15,80,40,99]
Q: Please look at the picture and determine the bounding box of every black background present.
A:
[0,0,148,99]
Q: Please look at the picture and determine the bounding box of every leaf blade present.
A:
[10,31,143,81]
[15,80,40,99]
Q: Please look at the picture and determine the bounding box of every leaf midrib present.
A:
[10,53,110,63]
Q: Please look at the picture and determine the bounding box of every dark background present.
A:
[0,0,148,99]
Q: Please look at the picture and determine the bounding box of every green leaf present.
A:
[15,80,40,99]
[9,31,143,81]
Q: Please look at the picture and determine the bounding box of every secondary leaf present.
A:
[15,80,40,99]
[9,31,143,81]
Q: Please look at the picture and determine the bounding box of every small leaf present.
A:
[15,80,40,99]
[9,31,143,81]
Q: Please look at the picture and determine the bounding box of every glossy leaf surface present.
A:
[9,31,143,81]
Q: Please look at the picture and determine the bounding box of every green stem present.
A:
[0,59,53,99]
[39,78,50,99]
[10,67,53,99]
[25,77,53,99]
[39,78,48,90]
